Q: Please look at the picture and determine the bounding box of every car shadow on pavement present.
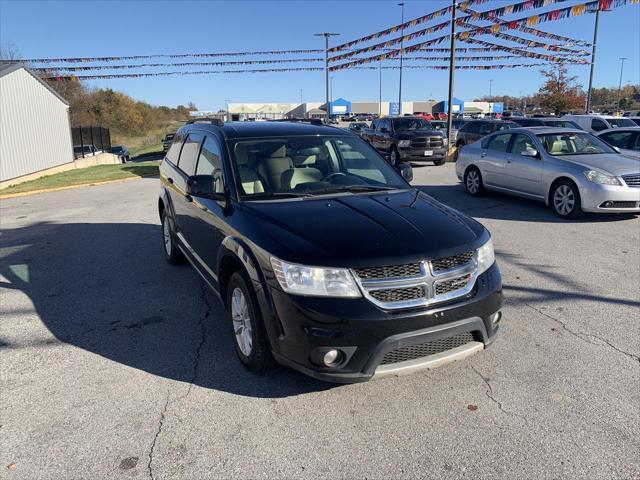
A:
[415,183,638,223]
[0,221,333,398]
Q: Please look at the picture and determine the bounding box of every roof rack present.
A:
[186,117,224,127]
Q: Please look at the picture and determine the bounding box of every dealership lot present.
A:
[1,164,639,479]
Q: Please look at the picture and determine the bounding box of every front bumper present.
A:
[262,263,502,383]
[399,146,448,161]
[579,181,640,213]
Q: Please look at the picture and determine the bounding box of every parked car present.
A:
[510,117,583,130]
[348,121,369,136]
[73,145,102,159]
[159,120,502,382]
[596,128,640,159]
[111,145,130,163]
[162,133,175,153]
[360,116,448,166]
[456,127,640,218]
[454,119,519,159]
[561,114,636,133]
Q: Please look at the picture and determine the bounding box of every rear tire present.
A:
[550,180,583,219]
[433,158,446,166]
[227,271,272,373]
[454,142,464,161]
[161,210,184,264]
[464,167,485,196]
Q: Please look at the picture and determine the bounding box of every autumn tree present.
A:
[537,65,585,114]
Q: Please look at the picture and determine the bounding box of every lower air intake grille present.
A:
[380,333,475,365]
[600,201,638,208]
[369,286,424,303]
[431,250,475,272]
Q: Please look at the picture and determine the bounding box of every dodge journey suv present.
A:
[158,120,503,383]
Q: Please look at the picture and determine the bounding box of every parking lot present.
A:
[1,163,639,479]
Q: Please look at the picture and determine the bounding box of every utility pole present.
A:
[398,2,405,115]
[224,98,230,122]
[489,79,493,101]
[314,32,340,122]
[617,57,627,111]
[446,0,457,153]
[299,88,303,105]
[585,8,608,113]
[379,61,382,116]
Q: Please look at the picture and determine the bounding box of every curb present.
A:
[0,174,157,200]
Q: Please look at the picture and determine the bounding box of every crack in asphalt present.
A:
[525,303,640,364]
[147,282,213,479]
[470,364,528,422]
[147,392,170,480]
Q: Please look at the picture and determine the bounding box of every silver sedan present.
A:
[455,127,640,218]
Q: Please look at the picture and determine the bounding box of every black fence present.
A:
[71,127,111,158]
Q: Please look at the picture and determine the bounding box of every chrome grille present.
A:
[435,274,473,295]
[431,250,474,272]
[622,173,640,188]
[354,263,421,280]
[380,333,474,365]
[411,136,444,148]
[369,286,424,303]
[352,250,478,310]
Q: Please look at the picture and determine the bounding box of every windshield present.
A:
[538,132,616,156]
[392,118,433,132]
[230,136,408,200]
[607,118,635,128]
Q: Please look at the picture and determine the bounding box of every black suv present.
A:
[159,120,502,383]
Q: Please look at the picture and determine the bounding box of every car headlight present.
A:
[398,140,411,148]
[477,238,495,275]
[270,257,361,297]
[583,170,621,186]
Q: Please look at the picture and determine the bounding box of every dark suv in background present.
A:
[158,120,502,383]
[360,116,448,166]
[455,119,519,159]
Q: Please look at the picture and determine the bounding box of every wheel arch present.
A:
[547,176,581,207]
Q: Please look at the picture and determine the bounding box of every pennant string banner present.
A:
[329,0,637,71]
[42,62,570,81]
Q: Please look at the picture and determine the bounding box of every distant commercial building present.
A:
[0,64,74,186]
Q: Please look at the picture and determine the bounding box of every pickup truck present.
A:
[360,116,448,166]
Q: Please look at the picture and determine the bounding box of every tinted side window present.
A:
[600,132,633,149]
[165,133,184,164]
[479,122,493,134]
[486,133,512,152]
[464,122,479,133]
[197,136,225,193]
[591,118,608,131]
[178,133,204,176]
[633,133,640,151]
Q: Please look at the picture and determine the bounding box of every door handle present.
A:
[507,160,512,164]
[167,177,174,184]
[480,153,487,158]
[184,194,193,203]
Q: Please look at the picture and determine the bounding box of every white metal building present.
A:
[1,64,73,184]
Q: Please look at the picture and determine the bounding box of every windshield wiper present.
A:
[245,192,313,200]
[306,185,397,195]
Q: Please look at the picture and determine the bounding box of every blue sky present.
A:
[1,0,638,110]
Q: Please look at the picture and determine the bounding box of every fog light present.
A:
[603,201,614,208]
[490,311,502,326]
[323,349,342,366]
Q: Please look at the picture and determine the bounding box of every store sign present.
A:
[389,102,400,116]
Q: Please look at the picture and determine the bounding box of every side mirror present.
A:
[186,175,215,196]
[398,163,413,182]
[521,147,539,158]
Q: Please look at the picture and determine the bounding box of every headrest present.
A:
[270,145,287,158]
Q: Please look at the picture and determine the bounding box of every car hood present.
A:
[553,153,640,176]
[240,190,487,267]
[396,130,443,140]
[619,149,640,160]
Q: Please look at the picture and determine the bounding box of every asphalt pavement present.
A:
[1,163,639,479]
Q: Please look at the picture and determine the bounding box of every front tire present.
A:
[551,180,583,218]
[464,167,485,196]
[161,210,184,264]
[454,142,464,161]
[433,157,446,166]
[389,147,399,166]
[227,271,272,373]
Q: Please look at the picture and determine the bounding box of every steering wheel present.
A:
[323,172,348,183]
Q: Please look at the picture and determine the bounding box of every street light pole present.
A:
[299,88,303,105]
[585,8,607,113]
[489,79,493,101]
[379,61,382,116]
[398,2,405,115]
[314,32,340,122]
[446,0,457,153]
[617,57,627,111]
